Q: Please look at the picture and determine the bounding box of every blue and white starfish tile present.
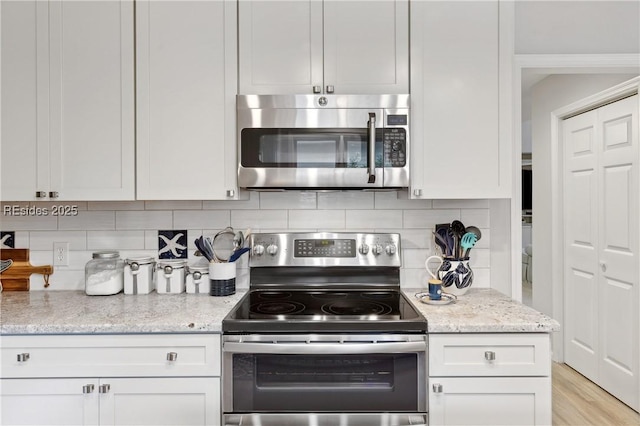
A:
[1,231,15,249]
[158,230,188,259]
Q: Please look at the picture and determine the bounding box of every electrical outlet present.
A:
[53,242,69,266]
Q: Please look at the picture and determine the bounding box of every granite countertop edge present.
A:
[0,288,560,335]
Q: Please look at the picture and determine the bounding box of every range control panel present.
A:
[249,232,401,268]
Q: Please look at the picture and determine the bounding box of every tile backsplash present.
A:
[1,190,491,291]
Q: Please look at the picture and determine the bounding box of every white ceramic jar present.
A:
[124,256,156,295]
[186,264,209,294]
[156,259,186,294]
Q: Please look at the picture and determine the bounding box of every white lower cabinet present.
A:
[0,334,222,426]
[429,333,552,426]
[1,377,219,426]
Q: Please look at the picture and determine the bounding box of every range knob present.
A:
[253,244,265,256]
[372,244,383,255]
[385,244,397,255]
[359,244,370,255]
[266,244,278,256]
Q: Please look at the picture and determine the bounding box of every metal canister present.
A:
[156,259,186,294]
[124,256,155,295]
[186,264,210,294]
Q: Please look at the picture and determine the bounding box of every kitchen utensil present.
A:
[446,227,457,258]
[460,232,478,258]
[212,227,236,262]
[194,237,213,262]
[451,220,466,258]
[0,249,52,291]
[432,231,448,255]
[425,255,443,280]
[435,224,451,256]
[465,225,482,241]
[229,247,250,263]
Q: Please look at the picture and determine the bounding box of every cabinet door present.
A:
[429,377,551,426]
[1,378,100,425]
[410,1,511,199]
[1,1,47,201]
[99,378,220,426]
[323,0,408,94]
[136,0,238,200]
[48,0,135,200]
[238,0,323,95]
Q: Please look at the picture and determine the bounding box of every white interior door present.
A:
[563,94,639,411]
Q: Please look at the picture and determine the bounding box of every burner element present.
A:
[311,292,348,300]
[251,301,305,315]
[258,291,292,300]
[321,301,392,316]
[361,292,395,300]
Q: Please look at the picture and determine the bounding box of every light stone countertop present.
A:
[0,290,247,334]
[0,288,559,335]
[404,288,560,333]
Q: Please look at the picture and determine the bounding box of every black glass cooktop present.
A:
[223,289,427,333]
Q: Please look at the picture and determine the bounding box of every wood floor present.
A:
[553,362,640,425]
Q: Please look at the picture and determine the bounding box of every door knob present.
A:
[99,384,110,394]
[17,353,30,362]
[83,384,95,394]
[485,351,496,361]
[432,383,443,393]
[167,352,178,361]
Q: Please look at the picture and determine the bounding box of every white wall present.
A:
[1,191,492,292]
[515,1,640,54]
[530,73,638,317]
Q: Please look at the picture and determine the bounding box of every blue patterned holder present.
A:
[438,258,474,296]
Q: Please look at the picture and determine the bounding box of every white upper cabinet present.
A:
[1,0,135,201]
[410,1,512,199]
[238,0,409,95]
[136,0,238,200]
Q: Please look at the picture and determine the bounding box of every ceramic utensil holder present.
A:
[438,258,474,296]
[209,262,236,296]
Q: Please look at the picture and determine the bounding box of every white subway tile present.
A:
[87,231,145,250]
[402,248,431,269]
[469,248,490,268]
[232,210,288,230]
[174,210,230,229]
[30,270,84,291]
[87,201,145,210]
[29,231,87,251]
[14,231,29,248]
[29,250,91,270]
[461,209,490,228]
[375,190,432,209]
[203,191,260,210]
[260,191,317,209]
[470,268,490,288]
[1,213,58,231]
[432,199,490,209]
[401,268,428,290]
[289,210,345,230]
[345,210,402,229]
[317,192,374,210]
[58,211,115,231]
[473,229,490,249]
[116,211,172,230]
[403,209,460,229]
[144,200,203,210]
[377,228,431,250]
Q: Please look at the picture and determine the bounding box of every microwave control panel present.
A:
[383,128,406,167]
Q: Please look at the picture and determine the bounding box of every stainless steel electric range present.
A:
[222,232,428,426]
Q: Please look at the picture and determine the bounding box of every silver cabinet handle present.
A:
[485,350,496,361]
[413,189,422,197]
[17,353,30,362]
[99,384,110,394]
[226,189,235,197]
[432,383,443,393]
[35,191,47,198]
[367,112,376,184]
[167,352,178,361]
[83,384,95,394]
[326,85,335,93]
[313,85,321,94]
[49,191,59,198]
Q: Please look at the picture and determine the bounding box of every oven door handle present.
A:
[223,340,426,355]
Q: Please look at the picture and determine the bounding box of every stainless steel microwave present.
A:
[237,94,409,190]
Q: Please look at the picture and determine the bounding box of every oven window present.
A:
[241,128,384,168]
[232,352,419,412]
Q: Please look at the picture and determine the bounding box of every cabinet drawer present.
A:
[1,334,220,378]
[429,333,550,377]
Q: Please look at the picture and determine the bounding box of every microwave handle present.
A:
[367,112,376,183]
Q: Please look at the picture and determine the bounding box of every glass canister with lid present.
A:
[124,256,156,295]
[156,259,187,294]
[85,251,125,295]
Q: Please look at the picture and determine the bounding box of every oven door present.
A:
[222,334,427,425]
